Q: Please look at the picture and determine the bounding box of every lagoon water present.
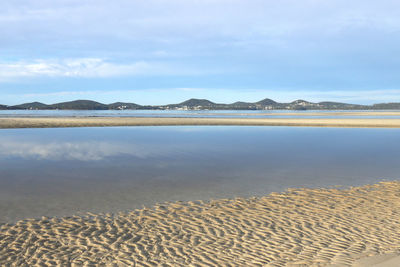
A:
[1,126,400,223]
[2,109,400,119]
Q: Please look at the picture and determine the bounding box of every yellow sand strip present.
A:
[1,181,400,266]
[352,253,400,267]
[185,111,400,117]
[2,117,400,128]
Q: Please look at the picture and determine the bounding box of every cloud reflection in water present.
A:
[0,139,172,161]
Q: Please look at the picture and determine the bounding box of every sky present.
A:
[1,0,400,105]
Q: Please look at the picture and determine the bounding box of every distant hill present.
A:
[162,98,226,110]
[287,100,314,110]
[3,98,400,110]
[108,102,141,110]
[317,101,366,110]
[50,100,108,110]
[283,100,368,110]
[174,98,218,108]
[9,102,50,110]
[371,103,400,109]
[229,101,257,110]
[291,99,312,105]
[180,98,216,107]
[256,98,277,106]
[158,98,392,110]
[0,104,7,110]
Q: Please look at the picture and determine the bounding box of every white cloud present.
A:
[2,0,400,50]
[0,58,204,80]
[1,1,400,101]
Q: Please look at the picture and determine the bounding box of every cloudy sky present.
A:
[1,0,400,105]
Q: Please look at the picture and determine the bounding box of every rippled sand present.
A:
[2,117,400,128]
[1,181,400,266]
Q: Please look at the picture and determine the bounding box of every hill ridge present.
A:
[1,98,400,110]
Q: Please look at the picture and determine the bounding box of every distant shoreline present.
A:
[2,98,400,111]
[2,116,400,128]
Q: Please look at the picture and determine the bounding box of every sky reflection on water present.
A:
[1,126,400,222]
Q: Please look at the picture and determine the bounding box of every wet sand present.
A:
[353,253,400,267]
[2,116,400,128]
[185,111,400,117]
[1,181,400,266]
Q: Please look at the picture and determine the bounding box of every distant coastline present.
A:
[2,98,400,111]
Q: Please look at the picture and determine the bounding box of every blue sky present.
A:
[1,0,400,105]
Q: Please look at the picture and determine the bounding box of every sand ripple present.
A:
[2,181,400,266]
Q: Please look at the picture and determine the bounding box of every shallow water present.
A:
[1,109,400,119]
[1,126,400,223]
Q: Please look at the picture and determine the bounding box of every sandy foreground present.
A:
[1,182,400,266]
[2,116,400,128]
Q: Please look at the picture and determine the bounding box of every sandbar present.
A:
[1,181,400,266]
[178,111,400,117]
[2,116,400,128]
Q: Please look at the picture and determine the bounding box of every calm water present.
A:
[1,126,400,223]
[1,109,400,119]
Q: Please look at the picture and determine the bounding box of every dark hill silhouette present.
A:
[229,101,256,109]
[256,98,277,106]
[9,102,49,110]
[2,98,400,110]
[178,98,217,107]
[318,101,365,109]
[371,102,400,109]
[50,100,108,110]
[108,102,141,110]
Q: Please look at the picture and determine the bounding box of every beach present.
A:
[2,116,400,128]
[3,0,400,266]
[1,119,400,266]
[1,181,400,266]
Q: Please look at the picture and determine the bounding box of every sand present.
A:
[352,253,400,267]
[1,181,400,266]
[179,111,400,117]
[2,116,400,128]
